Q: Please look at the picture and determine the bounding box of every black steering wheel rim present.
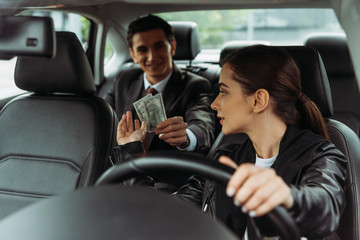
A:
[96,151,301,240]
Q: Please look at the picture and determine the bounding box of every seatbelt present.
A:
[206,132,224,159]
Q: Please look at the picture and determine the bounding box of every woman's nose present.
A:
[211,94,220,111]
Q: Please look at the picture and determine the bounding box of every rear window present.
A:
[158,8,344,63]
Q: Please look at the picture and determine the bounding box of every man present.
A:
[106,14,215,154]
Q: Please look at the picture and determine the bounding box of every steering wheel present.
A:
[96,151,301,240]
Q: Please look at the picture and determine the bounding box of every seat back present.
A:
[0,31,117,219]
[284,45,360,240]
[170,21,201,62]
[171,21,221,87]
[305,33,360,136]
[219,40,271,63]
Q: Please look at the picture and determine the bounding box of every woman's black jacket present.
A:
[110,125,347,239]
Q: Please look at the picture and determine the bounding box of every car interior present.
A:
[0,0,360,239]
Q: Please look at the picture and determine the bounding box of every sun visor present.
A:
[0,16,55,60]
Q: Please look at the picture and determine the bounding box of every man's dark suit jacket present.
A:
[106,65,215,154]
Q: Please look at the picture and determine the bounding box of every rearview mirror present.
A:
[0,16,55,60]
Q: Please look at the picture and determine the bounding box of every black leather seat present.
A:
[171,21,221,89]
[285,46,360,240]
[210,44,360,240]
[219,40,271,62]
[0,31,117,219]
[170,21,201,64]
[305,33,360,136]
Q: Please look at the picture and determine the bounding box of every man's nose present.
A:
[147,49,156,61]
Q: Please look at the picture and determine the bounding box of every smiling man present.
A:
[106,14,215,155]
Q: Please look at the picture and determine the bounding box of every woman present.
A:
[111,45,346,239]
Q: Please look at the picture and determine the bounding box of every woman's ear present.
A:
[252,89,269,113]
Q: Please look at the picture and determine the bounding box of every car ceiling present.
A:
[0,0,336,9]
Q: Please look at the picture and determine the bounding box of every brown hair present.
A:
[127,14,174,48]
[221,45,329,139]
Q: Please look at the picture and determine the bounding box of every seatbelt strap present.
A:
[206,132,224,159]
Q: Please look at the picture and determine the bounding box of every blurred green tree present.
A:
[157,10,251,49]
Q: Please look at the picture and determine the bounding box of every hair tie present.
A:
[298,92,309,105]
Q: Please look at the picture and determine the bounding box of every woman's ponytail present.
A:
[297,92,329,140]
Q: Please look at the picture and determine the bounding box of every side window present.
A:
[0,11,91,99]
[104,38,115,66]
[0,58,17,98]
[103,27,129,78]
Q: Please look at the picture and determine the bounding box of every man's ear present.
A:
[253,89,269,113]
[129,48,138,63]
[170,39,177,56]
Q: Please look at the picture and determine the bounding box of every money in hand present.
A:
[133,92,167,132]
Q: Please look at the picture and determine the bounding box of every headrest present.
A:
[305,33,355,77]
[220,40,270,62]
[170,21,201,60]
[282,46,333,118]
[15,31,96,94]
[219,42,333,118]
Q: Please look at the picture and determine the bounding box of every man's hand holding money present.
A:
[118,92,190,149]
[155,116,189,148]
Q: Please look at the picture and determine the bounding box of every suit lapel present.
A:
[124,73,144,115]
[162,66,185,112]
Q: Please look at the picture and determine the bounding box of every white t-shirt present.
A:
[243,154,277,240]
[255,154,277,169]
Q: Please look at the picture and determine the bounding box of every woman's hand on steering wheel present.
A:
[219,155,294,218]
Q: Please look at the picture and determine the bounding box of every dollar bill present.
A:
[133,94,152,123]
[144,93,167,131]
[133,92,167,132]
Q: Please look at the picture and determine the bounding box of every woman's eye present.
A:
[219,90,227,96]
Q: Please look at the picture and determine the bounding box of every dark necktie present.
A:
[147,87,158,95]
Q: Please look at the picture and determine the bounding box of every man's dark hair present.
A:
[127,14,175,48]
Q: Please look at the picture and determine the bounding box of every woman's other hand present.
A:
[219,155,294,217]
[117,111,146,145]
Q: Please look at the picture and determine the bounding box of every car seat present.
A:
[210,44,360,240]
[305,33,360,136]
[284,46,360,240]
[0,31,117,219]
[170,21,201,64]
[171,21,221,93]
[219,40,271,63]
